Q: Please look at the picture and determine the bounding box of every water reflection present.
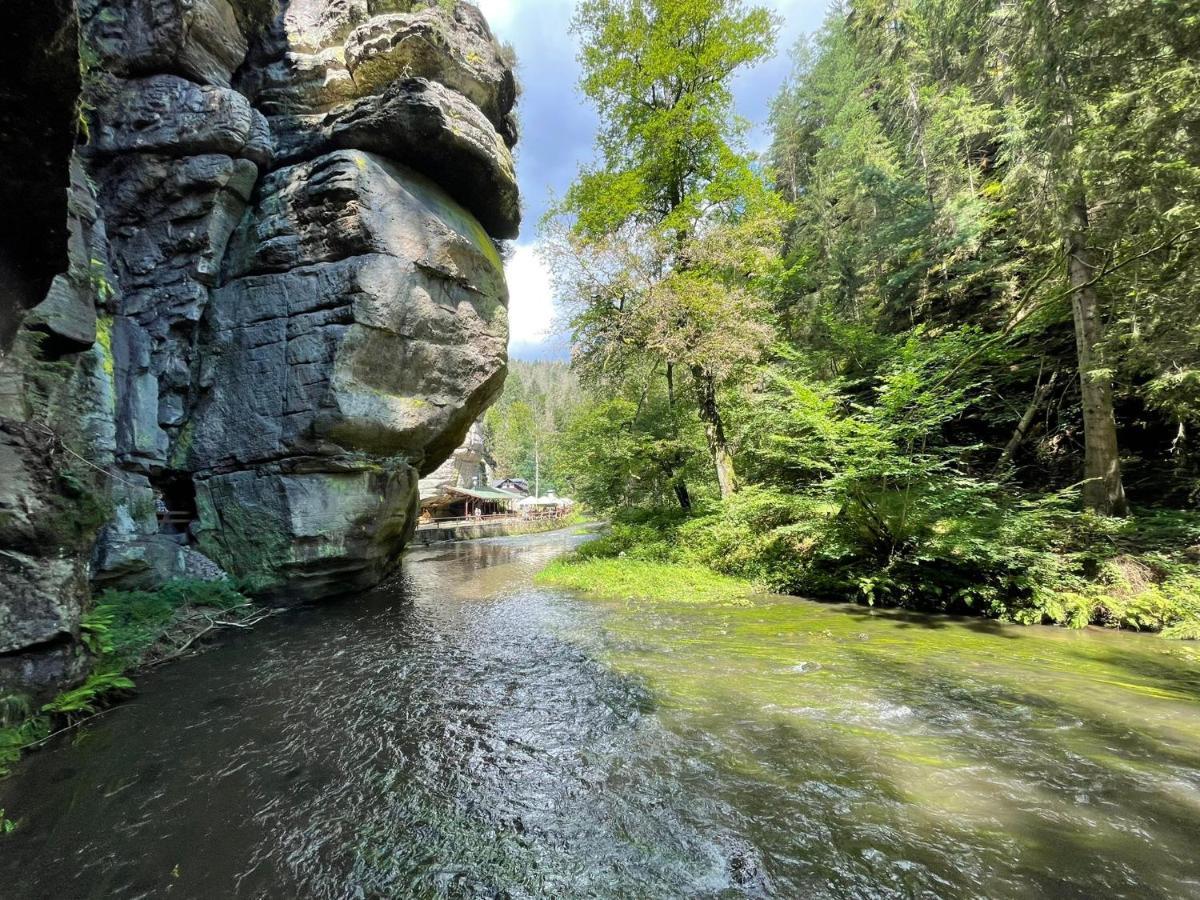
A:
[1,529,1198,899]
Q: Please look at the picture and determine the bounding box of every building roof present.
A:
[517,495,574,507]
[493,477,529,491]
[447,485,522,501]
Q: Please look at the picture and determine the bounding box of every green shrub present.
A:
[537,557,753,605]
[575,506,692,562]
[584,494,1200,636]
[40,670,134,716]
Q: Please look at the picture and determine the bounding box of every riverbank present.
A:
[413,513,592,546]
[1,579,271,785]
[537,556,753,604]
[540,504,1200,637]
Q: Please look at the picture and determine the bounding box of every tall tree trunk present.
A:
[995,367,1057,473]
[1038,0,1128,516]
[691,365,737,498]
[672,479,692,511]
[1063,187,1128,515]
[666,361,692,510]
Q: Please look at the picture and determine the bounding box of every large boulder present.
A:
[344,4,516,133]
[239,0,519,237]
[193,460,418,600]
[0,0,519,693]
[270,78,519,237]
[194,149,508,474]
[87,74,274,168]
[78,0,250,88]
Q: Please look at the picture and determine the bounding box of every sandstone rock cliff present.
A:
[0,0,517,694]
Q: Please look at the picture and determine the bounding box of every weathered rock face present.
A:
[0,0,516,695]
[198,150,508,472]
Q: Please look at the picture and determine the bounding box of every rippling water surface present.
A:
[2,529,1200,899]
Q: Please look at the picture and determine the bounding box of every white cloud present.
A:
[505,242,556,349]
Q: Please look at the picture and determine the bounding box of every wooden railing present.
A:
[415,510,570,530]
[416,513,518,530]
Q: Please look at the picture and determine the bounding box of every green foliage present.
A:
[551,0,782,502]
[484,361,581,491]
[566,496,1200,634]
[546,0,1199,635]
[0,699,49,779]
[1,579,259,785]
[567,0,777,234]
[575,506,691,561]
[92,579,251,666]
[537,557,753,605]
[40,671,134,716]
[554,392,704,511]
[80,604,115,656]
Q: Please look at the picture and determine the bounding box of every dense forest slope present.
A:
[0,0,517,697]
[544,0,1200,634]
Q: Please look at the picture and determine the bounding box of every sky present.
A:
[476,0,832,361]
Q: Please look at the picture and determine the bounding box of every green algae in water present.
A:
[565,590,1200,898]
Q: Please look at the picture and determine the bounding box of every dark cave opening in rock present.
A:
[0,0,81,353]
[155,473,200,536]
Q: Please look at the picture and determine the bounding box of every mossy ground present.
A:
[545,505,1200,637]
[536,557,755,605]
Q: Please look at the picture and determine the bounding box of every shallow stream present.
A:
[2,530,1199,898]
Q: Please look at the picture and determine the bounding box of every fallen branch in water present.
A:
[142,606,277,669]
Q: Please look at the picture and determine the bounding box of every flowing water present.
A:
[2,530,1200,899]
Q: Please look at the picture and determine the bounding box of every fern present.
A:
[41,672,134,716]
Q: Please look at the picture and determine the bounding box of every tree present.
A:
[771,0,1200,514]
[998,0,1128,515]
[553,0,779,499]
[484,361,582,493]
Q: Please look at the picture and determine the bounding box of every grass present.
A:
[536,556,756,605]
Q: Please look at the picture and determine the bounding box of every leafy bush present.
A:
[40,670,134,716]
[581,494,1200,636]
[575,506,692,562]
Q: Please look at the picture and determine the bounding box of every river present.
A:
[2,529,1199,898]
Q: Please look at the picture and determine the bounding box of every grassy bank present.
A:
[540,502,1200,637]
[537,557,754,604]
[0,579,270,789]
